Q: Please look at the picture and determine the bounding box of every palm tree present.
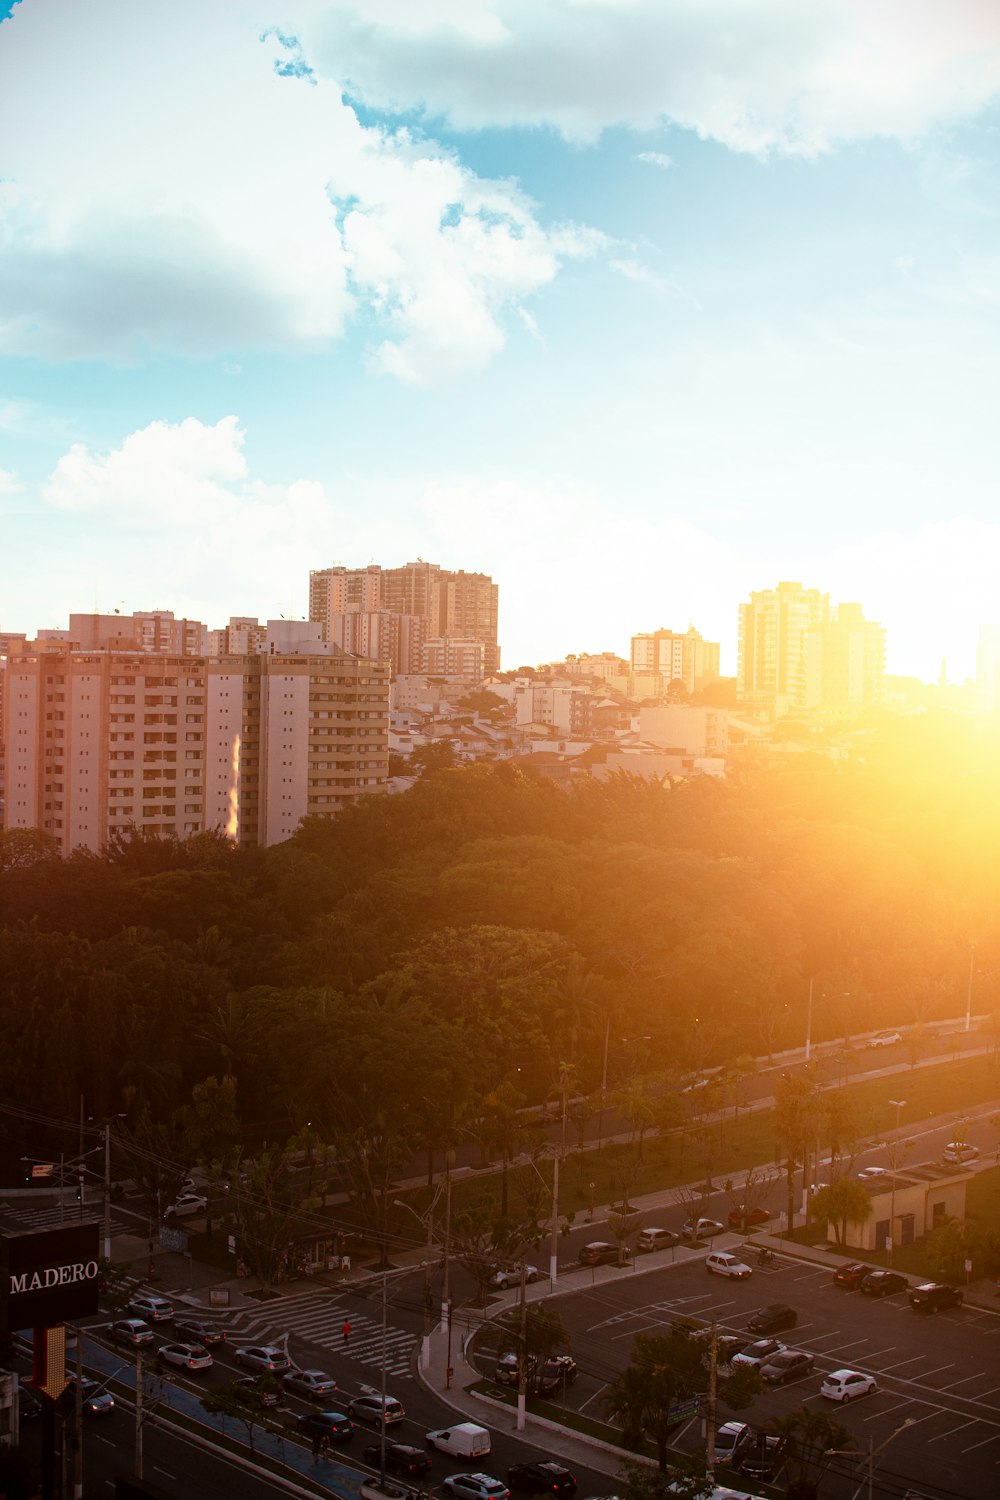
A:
[770,1406,851,1500]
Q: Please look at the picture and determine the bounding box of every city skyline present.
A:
[3,2,1000,679]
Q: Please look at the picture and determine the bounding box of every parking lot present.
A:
[477,1244,1000,1498]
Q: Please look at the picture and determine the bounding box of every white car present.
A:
[731,1337,786,1367]
[821,1368,878,1402]
[128,1293,174,1322]
[234,1344,293,1373]
[683,1218,724,1238]
[857,1166,889,1182]
[490,1265,541,1290]
[441,1477,509,1500]
[157,1341,213,1373]
[164,1192,208,1219]
[706,1252,752,1280]
[942,1142,979,1165]
[867,1030,901,1048]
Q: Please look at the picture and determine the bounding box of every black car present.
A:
[832,1261,872,1289]
[234,1375,280,1409]
[508,1461,577,1496]
[173,1316,226,1347]
[363,1441,432,1477]
[909,1281,964,1313]
[861,1270,908,1299]
[741,1433,787,1481]
[296,1410,354,1442]
[746,1303,797,1335]
[578,1242,629,1266]
[759,1350,814,1386]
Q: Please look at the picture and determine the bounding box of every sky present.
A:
[3,0,1000,680]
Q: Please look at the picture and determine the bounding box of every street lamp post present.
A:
[965,945,976,1033]
[826,1417,915,1500]
[805,976,814,1063]
[886,1098,906,1265]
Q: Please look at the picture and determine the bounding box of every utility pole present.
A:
[704,1320,718,1475]
[515,1261,528,1432]
[548,1153,560,1285]
[134,1348,143,1479]
[378,1268,388,1486]
[73,1335,83,1500]
[103,1122,112,1260]
[443,1168,453,1389]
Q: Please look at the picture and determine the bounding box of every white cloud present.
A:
[302,0,1000,154]
[0,0,597,379]
[0,468,21,496]
[635,152,674,170]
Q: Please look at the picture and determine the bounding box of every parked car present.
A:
[163,1193,208,1219]
[296,1410,355,1442]
[909,1281,964,1313]
[713,1422,752,1465]
[234,1375,280,1408]
[348,1393,405,1425]
[942,1142,979,1165]
[867,1030,902,1048]
[740,1433,786,1481]
[173,1316,226,1347]
[67,1375,115,1418]
[508,1461,577,1495]
[490,1265,542,1290]
[747,1303,797,1334]
[820,1368,878,1403]
[731,1337,785,1368]
[235,1344,293,1373]
[157,1342,213,1373]
[857,1166,889,1183]
[128,1293,173,1323]
[284,1368,338,1400]
[861,1270,908,1299]
[727,1205,770,1229]
[682,1218,724,1239]
[110,1318,154,1348]
[442,1477,510,1500]
[759,1350,815,1386]
[832,1261,872,1289]
[362,1441,432,1477]
[538,1355,578,1391]
[706,1251,752,1280]
[636,1226,680,1252]
[578,1242,629,1265]
[716,1334,750,1363]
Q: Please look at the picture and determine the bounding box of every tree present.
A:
[770,1406,851,1500]
[773,1073,820,1234]
[603,1327,709,1472]
[807,1179,873,1247]
[200,1378,278,1454]
[480,1079,529,1218]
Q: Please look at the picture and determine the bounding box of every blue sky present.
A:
[3,0,1000,678]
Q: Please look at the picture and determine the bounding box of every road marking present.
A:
[941,1371,990,1390]
[928,1418,976,1442]
[914,1363,955,1380]
[962,1432,1000,1452]
[864,1398,912,1420]
[879,1355,927,1371]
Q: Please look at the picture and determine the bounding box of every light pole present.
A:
[596,1018,610,1150]
[393,1183,446,1370]
[805,976,814,1062]
[826,1417,915,1500]
[965,945,976,1033]
[886,1098,906,1264]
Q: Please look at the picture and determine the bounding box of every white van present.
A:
[425,1422,491,1458]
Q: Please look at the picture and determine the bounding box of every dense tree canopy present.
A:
[1,733,997,1177]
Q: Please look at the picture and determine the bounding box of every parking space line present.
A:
[880,1355,926,1371]
[818,1337,870,1354]
[962,1432,1000,1452]
[865,1399,913,1420]
[909,1362,954,1380]
[857,1346,897,1362]
[976,1387,1000,1400]
[928,1419,977,1442]
[941,1371,990,1390]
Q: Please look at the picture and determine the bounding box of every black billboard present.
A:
[1,1221,101,1331]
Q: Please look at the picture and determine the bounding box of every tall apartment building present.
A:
[804,603,885,712]
[3,645,389,853]
[68,610,206,656]
[630,627,721,694]
[738,582,830,715]
[309,561,500,676]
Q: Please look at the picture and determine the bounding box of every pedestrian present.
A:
[341,1252,351,1274]
[342,1317,351,1344]
[319,1434,331,1460]
[311,1433,322,1461]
